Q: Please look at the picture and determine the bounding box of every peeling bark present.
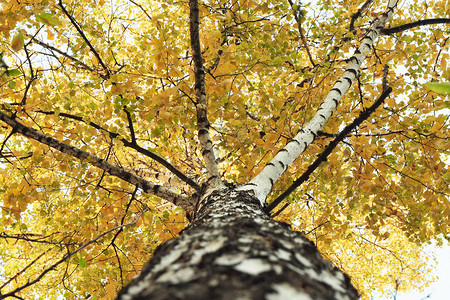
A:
[117,188,359,300]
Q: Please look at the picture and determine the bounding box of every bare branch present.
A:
[267,86,393,214]
[381,18,450,35]
[0,111,195,211]
[0,249,51,292]
[189,0,223,189]
[0,233,80,247]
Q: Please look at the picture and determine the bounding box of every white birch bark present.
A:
[117,188,359,300]
[238,0,399,206]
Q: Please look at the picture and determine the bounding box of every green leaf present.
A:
[37,13,62,26]
[6,69,21,76]
[79,257,87,268]
[8,81,16,89]
[425,82,450,95]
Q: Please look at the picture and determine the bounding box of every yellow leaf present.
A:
[11,32,24,52]
[160,111,171,120]
[46,29,55,40]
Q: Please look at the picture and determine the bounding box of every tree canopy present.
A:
[0,0,449,299]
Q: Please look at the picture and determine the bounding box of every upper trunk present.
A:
[117,188,359,300]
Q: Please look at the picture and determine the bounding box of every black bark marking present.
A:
[207,175,218,183]
[364,35,373,42]
[363,42,371,49]
[330,88,342,96]
[291,139,301,146]
[347,68,358,77]
[343,76,352,86]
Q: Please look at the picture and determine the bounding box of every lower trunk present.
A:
[117,188,359,300]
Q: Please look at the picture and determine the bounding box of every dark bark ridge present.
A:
[117,188,359,300]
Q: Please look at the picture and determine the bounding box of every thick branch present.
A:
[381,18,450,34]
[267,86,393,214]
[239,0,399,205]
[0,111,194,211]
[189,0,222,189]
[35,110,200,191]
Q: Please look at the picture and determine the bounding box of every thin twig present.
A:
[58,0,110,78]
[30,37,97,74]
[287,0,316,67]
[123,106,137,144]
[0,210,147,299]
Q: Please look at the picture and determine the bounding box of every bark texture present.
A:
[117,188,359,300]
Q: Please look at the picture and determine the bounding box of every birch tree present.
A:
[0,0,449,299]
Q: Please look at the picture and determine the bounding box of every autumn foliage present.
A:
[0,0,449,299]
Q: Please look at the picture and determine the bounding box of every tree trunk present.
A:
[117,188,359,300]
